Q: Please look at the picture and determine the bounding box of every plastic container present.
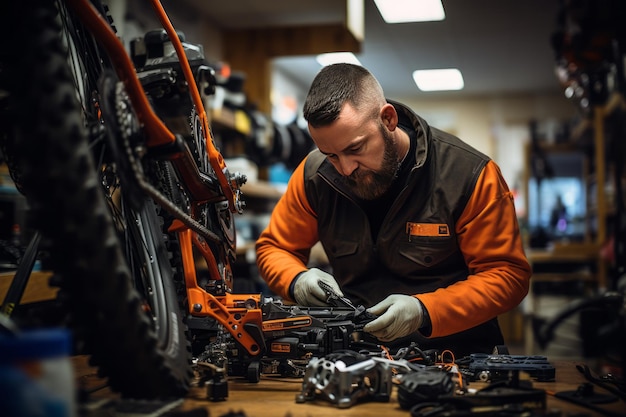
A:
[0,328,76,417]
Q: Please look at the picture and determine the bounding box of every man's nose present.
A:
[337,156,358,177]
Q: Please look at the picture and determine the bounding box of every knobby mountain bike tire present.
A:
[0,0,192,398]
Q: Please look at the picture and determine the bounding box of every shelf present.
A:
[210,107,251,136]
[524,126,611,289]
[0,271,56,304]
[570,92,626,142]
[526,242,601,264]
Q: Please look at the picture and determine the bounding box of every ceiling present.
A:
[176,0,565,101]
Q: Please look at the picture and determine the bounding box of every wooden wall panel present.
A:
[222,24,361,112]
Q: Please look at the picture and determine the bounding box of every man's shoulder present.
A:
[303,149,326,178]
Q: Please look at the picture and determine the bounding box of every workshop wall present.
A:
[121,1,575,180]
[400,93,575,216]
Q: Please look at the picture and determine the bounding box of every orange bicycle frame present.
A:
[65,0,265,356]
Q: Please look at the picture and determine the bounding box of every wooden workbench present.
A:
[74,356,625,417]
[4,270,623,416]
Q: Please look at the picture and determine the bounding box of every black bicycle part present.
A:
[397,370,455,410]
[0,232,41,316]
[555,383,623,417]
[576,364,626,401]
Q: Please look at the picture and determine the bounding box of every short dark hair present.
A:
[303,63,385,128]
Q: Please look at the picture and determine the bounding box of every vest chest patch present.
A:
[406,222,450,238]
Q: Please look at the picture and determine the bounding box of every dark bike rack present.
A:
[0,231,41,317]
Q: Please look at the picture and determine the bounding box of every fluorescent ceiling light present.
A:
[412,68,464,91]
[374,0,445,23]
[316,52,362,67]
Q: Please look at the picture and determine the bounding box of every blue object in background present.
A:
[0,328,75,417]
[268,163,293,185]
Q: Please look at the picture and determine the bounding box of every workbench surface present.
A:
[74,356,625,417]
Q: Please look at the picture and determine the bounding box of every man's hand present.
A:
[293,268,343,306]
[363,294,424,341]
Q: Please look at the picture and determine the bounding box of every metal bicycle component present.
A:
[316,279,379,332]
[459,354,556,382]
[296,351,413,408]
[317,279,357,310]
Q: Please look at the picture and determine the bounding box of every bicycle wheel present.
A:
[0,0,192,398]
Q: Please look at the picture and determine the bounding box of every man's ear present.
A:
[380,103,399,130]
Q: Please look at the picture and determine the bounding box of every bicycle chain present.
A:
[113,81,223,244]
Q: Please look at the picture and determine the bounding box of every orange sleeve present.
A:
[416,160,531,338]
[255,157,320,301]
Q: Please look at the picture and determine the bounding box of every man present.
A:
[256,63,531,357]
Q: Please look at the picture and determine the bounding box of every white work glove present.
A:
[363,294,424,341]
[293,268,343,306]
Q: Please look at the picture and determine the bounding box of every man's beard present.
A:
[343,125,401,200]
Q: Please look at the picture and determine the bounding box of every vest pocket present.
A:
[328,240,359,258]
[326,240,363,278]
[396,236,456,268]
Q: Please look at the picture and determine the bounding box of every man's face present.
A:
[341,121,400,200]
[309,103,401,200]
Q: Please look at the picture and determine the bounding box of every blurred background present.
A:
[1,0,624,364]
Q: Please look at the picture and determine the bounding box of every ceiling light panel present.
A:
[316,52,362,67]
[374,0,445,23]
[412,68,464,91]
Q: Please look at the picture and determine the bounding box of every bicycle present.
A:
[0,0,382,402]
[0,0,257,399]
